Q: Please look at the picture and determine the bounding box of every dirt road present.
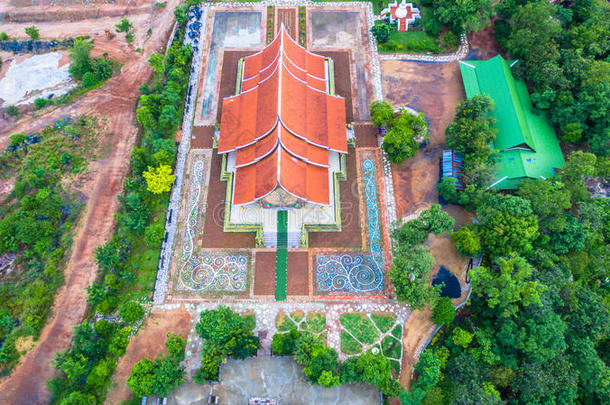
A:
[0,2,180,403]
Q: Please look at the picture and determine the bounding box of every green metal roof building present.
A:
[459,55,565,190]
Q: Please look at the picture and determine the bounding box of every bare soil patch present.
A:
[354,121,378,147]
[191,125,215,149]
[254,250,276,296]
[286,250,309,296]
[200,152,256,249]
[381,60,464,220]
[399,308,435,388]
[309,151,361,249]
[105,310,191,404]
[467,22,505,61]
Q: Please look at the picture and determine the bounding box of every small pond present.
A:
[432,266,461,298]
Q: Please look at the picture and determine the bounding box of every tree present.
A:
[115,18,133,33]
[431,297,455,325]
[118,301,145,324]
[370,100,394,128]
[476,194,538,256]
[559,151,597,202]
[450,225,481,257]
[153,356,184,397]
[143,165,175,194]
[470,254,546,318]
[356,350,401,396]
[413,350,441,391]
[9,133,26,148]
[517,178,571,231]
[294,332,324,366]
[25,26,40,40]
[432,0,493,34]
[174,4,188,26]
[437,176,458,204]
[303,346,340,386]
[371,21,394,43]
[317,370,340,387]
[58,392,96,405]
[195,306,245,346]
[383,124,418,163]
[109,326,131,357]
[451,327,474,348]
[68,39,93,80]
[165,333,186,361]
[127,358,156,398]
[389,245,437,309]
[224,329,260,359]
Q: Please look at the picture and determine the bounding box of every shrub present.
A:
[118,301,145,324]
[33,97,50,110]
[271,329,300,355]
[82,71,98,88]
[25,26,40,40]
[0,32,8,41]
[437,176,459,203]
[143,165,175,194]
[144,222,165,247]
[441,30,460,49]
[5,105,19,117]
[370,100,394,128]
[9,133,26,148]
[115,18,133,33]
[371,21,394,43]
[451,327,473,348]
[431,297,456,325]
[126,33,134,43]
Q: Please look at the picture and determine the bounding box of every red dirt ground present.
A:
[381,60,465,221]
[191,125,215,149]
[276,8,297,38]
[354,121,379,147]
[287,250,309,296]
[200,152,256,249]
[309,151,362,249]
[254,250,277,296]
[105,310,191,404]
[0,2,181,403]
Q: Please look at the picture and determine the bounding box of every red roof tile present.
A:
[219,27,347,205]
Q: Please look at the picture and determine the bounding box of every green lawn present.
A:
[371,313,397,333]
[340,313,378,345]
[304,312,326,334]
[341,330,363,355]
[379,30,442,54]
[381,335,402,359]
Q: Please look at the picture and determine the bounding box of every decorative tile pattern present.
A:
[314,156,384,293]
[179,253,248,291]
[316,254,383,292]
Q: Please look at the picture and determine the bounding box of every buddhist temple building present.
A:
[217,27,349,247]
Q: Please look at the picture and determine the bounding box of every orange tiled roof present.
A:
[219,27,347,205]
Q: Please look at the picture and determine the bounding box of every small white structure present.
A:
[380,1,421,32]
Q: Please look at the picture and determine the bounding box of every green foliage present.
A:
[271,328,300,355]
[174,4,189,26]
[382,111,427,164]
[451,327,474,348]
[392,204,454,247]
[0,32,8,41]
[341,350,400,397]
[5,105,19,117]
[143,165,175,194]
[430,0,493,34]
[25,26,40,40]
[340,313,377,345]
[431,297,455,325]
[450,225,481,257]
[389,245,437,309]
[144,222,164,247]
[370,313,396,334]
[421,6,441,36]
[476,194,538,256]
[470,254,545,318]
[436,176,458,204]
[370,100,394,128]
[33,97,51,110]
[68,39,93,81]
[125,33,134,44]
[371,21,394,43]
[118,301,145,324]
[195,306,246,346]
[115,18,133,33]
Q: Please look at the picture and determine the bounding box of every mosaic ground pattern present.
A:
[174,152,250,294]
[314,152,385,294]
[179,252,249,292]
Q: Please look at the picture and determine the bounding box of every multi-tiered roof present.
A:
[218,27,347,205]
